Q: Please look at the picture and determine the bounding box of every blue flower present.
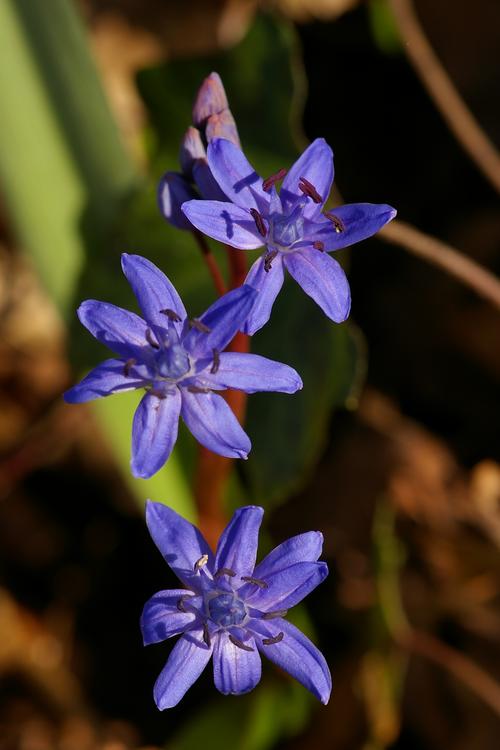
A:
[142,502,332,708]
[159,72,240,229]
[182,137,397,334]
[64,254,302,478]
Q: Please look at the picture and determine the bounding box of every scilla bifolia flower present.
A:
[142,502,332,708]
[182,137,397,333]
[159,72,240,229]
[64,254,302,478]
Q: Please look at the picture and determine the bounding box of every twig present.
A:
[388,0,500,194]
[192,229,227,296]
[397,628,500,717]
[380,219,500,311]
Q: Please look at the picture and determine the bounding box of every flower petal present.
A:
[77,300,148,359]
[284,249,351,323]
[213,630,261,695]
[307,202,397,251]
[215,506,264,577]
[241,254,285,335]
[182,285,257,360]
[157,171,199,230]
[145,501,215,589]
[246,561,328,611]
[254,531,324,578]
[121,254,186,334]
[207,138,270,212]
[182,200,263,249]
[281,138,334,218]
[64,358,149,403]
[131,389,181,479]
[199,352,302,394]
[180,390,251,459]
[153,629,213,710]
[252,618,331,704]
[192,160,227,201]
[141,589,201,645]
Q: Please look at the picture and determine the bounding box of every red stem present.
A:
[192,243,250,549]
[192,230,227,297]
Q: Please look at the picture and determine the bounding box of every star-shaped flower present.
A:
[142,502,332,708]
[182,137,396,334]
[64,254,302,478]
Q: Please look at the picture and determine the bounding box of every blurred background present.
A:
[1,0,499,748]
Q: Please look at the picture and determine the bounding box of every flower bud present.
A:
[205,109,240,147]
[192,72,228,127]
[158,172,198,230]
[179,126,206,179]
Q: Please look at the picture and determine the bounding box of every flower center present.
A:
[269,206,304,251]
[208,593,247,627]
[154,341,190,380]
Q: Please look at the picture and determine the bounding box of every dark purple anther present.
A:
[146,328,160,349]
[161,308,182,322]
[214,567,236,578]
[193,554,209,571]
[149,387,167,399]
[298,176,322,204]
[203,623,211,647]
[210,348,220,374]
[313,240,325,252]
[262,610,288,620]
[262,632,284,646]
[263,250,278,273]
[188,318,211,333]
[229,634,255,652]
[262,167,288,192]
[324,212,345,233]
[123,358,136,376]
[187,386,210,394]
[241,576,268,589]
[250,208,267,238]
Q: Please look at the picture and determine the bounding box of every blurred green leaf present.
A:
[368,0,402,55]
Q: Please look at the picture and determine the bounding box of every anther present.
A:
[262,610,288,620]
[210,348,220,375]
[194,554,209,572]
[160,308,182,322]
[262,167,288,192]
[203,623,211,647]
[298,176,322,204]
[149,387,167,399]
[229,634,255,652]
[176,598,187,612]
[324,212,345,233]
[313,240,325,252]
[262,632,284,646]
[123,358,136,376]
[214,567,236,578]
[145,328,160,349]
[188,318,211,333]
[264,250,278,273]
[241,576,268,589]
[187,386,210,394]
[250,208,267,238]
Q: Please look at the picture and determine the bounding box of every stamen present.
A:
[203,623,211,647]
[176,598,187,612]
[262,632,284,646]
[187,385,210,394]
[194,554,209,572]
[250,208,267,238]
[262,610,288,620]
[214,567,236,578]
[264,250,278,273]
[313,240,325,252]
[324,212,345,233]
[210,348,220,375]
[228,634,255,652]
[241,576,268,589]
[298,176,322,204]
[123,358,136,376]
[145,328,160,349]
[262,167,288,192]
[189,318,211,333]
[160,308,182,322]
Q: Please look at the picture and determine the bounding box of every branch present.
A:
[380,219,500,311]
[389,0,500,194]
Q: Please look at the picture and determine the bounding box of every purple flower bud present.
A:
[192,71,229,127]
[179,126,206,179]
[206,109,241,147]
[157,172,198,230]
